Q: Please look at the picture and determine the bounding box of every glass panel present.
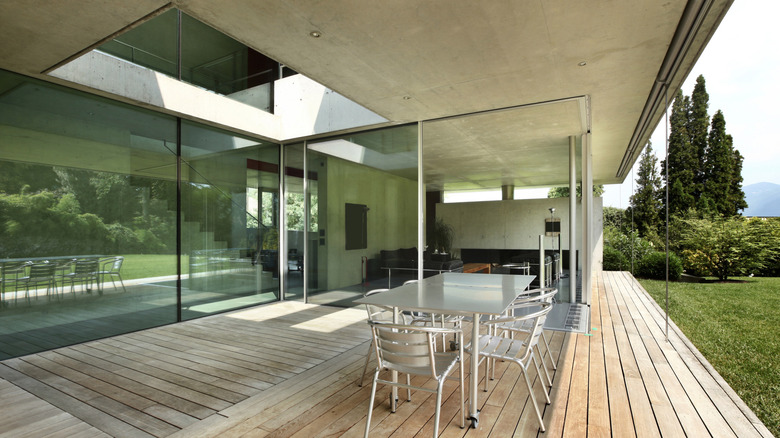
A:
[0,70,178,359]
[307,125,419,305]
[284,143,305,300]
[96,9,281,112]
[179,121,279,319]
[98,9,179,78]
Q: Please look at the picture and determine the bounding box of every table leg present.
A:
[469,312,480,427]
[391,306,399,411]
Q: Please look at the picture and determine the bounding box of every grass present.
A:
[640,277,780,437]
[119,254,188,281]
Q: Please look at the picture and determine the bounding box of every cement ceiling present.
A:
[0,0,732,190]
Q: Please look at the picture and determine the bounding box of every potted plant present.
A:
[431,218,455,255]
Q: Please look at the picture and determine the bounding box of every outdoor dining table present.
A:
[355,272,535,428]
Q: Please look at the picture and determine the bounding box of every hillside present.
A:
[744,182,780,217]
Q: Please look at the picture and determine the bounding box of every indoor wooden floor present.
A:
[0,272,772,438]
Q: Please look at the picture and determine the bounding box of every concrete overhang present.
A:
[0,0,732,190]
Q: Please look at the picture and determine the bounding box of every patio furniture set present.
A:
[356,272,557,436]
[0,255,126,305]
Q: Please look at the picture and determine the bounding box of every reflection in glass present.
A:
[0,70,178,359]
[96,8,290,112]
[306,125,418,306]
[179,121,279,319]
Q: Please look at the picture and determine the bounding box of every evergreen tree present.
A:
[629,142,662,238]
[689,75,710,200]
[727,138,747,215]
[703,110,732,215]
[662,90,696,216]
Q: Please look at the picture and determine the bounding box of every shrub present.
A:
[636,251,683,280]
[603,246,629,271]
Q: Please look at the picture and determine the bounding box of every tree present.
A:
[662,90,697,216]
[548,184,604,198]
[689,75,710,201]
[703,110,736,216]
[728,145,747,215]
[678,216,772,280]
[629,142,662,239]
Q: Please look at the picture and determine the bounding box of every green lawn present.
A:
[119,254,187,281]
[640,277,780,437]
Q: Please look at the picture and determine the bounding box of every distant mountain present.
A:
[743,182,780,217]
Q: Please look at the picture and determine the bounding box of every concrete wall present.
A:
[325,156,417,289]
[50,51,282,141]
[437,197,603,270]
[274,75,388,140]
[51,52,387,143]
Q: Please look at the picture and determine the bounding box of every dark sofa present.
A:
[379,247,463,271]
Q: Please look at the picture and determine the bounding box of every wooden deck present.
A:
[0,271,772,437]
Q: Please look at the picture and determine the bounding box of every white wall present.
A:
[437,197,603,270]
[274,75,388,140]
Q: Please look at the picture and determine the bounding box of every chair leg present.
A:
[364,369,380,438]
[433,380,444,438]
[459,356,465,428]
[523,368,546,432]
[531,354,551,404]
[542,331,557,370]
[535,345,554,388]
[359,340,374,387]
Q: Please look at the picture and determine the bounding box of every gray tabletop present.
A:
[355,272,535,315]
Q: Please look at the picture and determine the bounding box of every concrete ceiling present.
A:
[0,0,732,190]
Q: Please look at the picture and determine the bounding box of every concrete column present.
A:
[582,132,593,306]
[569,135,577,303]
[418,122,425,281]
[539,235,545,289]
[501,184,515,200]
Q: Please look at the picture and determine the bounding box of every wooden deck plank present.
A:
[587,275,611,438]
[618,273,765,438]
[599,273,636,437]
[0,277,772,438]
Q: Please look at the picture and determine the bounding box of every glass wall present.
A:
[0,69,280,359]
[305,125,419,305]
[180,122,280,319]
[97,9,295,112]
[284,143,305,300]
[0,69,179,359]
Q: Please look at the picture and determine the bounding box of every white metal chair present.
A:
[98,256,126,293]
[20,261,57,301]
[503,287,559,384]
[358,288,413,387]
[364,321,465,438]
[470,301,553,432]
[1,261,29,305]
[404,279,463,351]
[64,258,100,295]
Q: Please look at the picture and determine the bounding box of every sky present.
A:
[601,0,780,208]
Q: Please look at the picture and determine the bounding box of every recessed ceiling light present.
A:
[578,61,587,67]
[309,31,321,38]
[402,95,412,100]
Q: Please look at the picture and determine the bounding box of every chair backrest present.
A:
[364,289,394,323]
[369,321,437,377]
[29,262,56,279]
[487,302,552,359]
[514,287,557,305]
[1,261,28,278]
[109,256,123,272]
[74,259,98,274]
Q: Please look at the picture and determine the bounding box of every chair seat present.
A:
[475,334,532,366]
[382,351,460,378]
